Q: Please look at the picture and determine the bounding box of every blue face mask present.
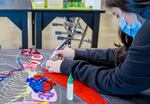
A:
[119,16,142,38]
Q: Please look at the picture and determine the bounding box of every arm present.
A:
[74,48,116,67]
[61,57,150,95]
[60,19,150,95]
[61,56,149,95]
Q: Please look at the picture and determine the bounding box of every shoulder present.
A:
[132,18,150,46]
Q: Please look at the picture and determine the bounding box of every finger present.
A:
[55,50,63,55]
[48,67,56,73]
[58,57,62,60]
[46,61,50,69]
[54,51,64,59]
[64,46,70,50]
[58,53,63,57]
[46,60,53,69]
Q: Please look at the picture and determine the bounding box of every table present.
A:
[31,1,105,49]
[0,49,150,104]
[0,49,86,104]
[103,89,150,104]
[0,0,31,49]
[0,0,105,49]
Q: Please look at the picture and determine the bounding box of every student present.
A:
[46,0,150,95]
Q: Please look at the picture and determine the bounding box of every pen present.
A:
[50,37,71,60]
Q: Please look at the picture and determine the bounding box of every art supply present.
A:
[42,102,49,104]
[63,0,68,8]
[67,73,73,100]
[31,89,57,102]
[44,0,48,8]
[50,37,71,60]
[30,60,41,65]
[64,0,83,8]
[21,48,40,56]
[22,60,40,70]
[26,74,56,94]
[32,54,43,60]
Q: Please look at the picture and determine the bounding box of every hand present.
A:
[54,47,75,60]
[46,60,63,73]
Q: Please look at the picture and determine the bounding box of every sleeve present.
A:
[60,19,150,95]
[74,48,116,67]
[60,58,149,95]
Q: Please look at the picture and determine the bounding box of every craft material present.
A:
[67,73,73,100]
[26,74,56,94]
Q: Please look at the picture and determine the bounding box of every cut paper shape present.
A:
[31,89,57,102]
[21,49,40,56]
[32,54,43,60]
[30,60,41,65]
[26,74,56,94]
[23,63,38,70]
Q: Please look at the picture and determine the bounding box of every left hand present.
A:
[46,60,63,73]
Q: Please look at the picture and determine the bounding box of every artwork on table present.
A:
[31,89,57,102]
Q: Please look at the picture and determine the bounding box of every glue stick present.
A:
[67,73,73,100]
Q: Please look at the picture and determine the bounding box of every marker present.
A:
[67,73,73,100]
[42,101,49,104]
[44,0,48,8]
[50,37,71,60]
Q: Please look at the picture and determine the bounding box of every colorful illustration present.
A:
[26,74,56,94]
[31,89,57,102]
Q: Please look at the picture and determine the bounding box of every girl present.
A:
[46,0,150,95]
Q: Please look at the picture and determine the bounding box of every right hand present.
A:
[53,47,75,60]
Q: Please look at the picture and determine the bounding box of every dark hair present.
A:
[105,0,149,66]
[114,29,133,66]
[105,0,150,18]
[118,29,133,49]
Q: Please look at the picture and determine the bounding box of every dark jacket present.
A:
[60,19,150,95]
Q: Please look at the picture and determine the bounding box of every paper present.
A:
[31,88,57,102]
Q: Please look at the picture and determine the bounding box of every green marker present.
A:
[67,73,73,100]
[64,0,68,8]
[74,0,77,7]
[68,0,71,7]
[70,0,74,7]
[44,0,48,8]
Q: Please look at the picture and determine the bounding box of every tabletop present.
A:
[0,49,85,104]
[0,49,150,104]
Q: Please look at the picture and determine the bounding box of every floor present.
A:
[0,12,120,49]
